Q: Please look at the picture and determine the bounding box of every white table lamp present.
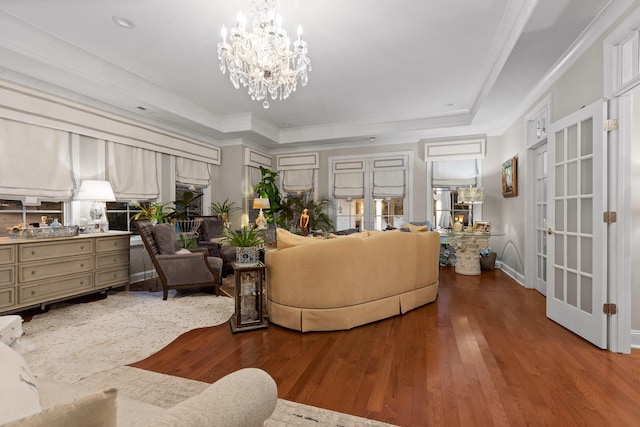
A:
[76,180,116,232]
[253,197,270,230]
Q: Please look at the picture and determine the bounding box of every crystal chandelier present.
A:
[217,0,311,109]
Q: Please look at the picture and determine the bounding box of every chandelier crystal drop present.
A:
[217,0,311,108]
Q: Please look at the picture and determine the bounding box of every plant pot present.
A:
[235,246,259,266]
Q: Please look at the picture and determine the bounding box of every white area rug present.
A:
[15,289,396,427]
[17,290,235,383]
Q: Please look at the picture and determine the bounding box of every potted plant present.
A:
[131,202,173,224]
[222,226,265,265]
[278,194,335,234]
[211,198,240,225]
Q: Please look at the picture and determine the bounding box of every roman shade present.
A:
[282,169,314,193]
[432,159,478,187]
[176,157,210,187]
[0,118,75,204]
[106,142,159,201]
[334,172,364,199]
[372,170,405,198]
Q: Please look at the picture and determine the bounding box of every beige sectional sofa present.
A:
[265,227,440,332]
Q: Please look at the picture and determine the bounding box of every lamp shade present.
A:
[252,197,270,210]
[457,187,484,204]
[76,180,116,201]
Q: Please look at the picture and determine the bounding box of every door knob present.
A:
[547,228,554,235]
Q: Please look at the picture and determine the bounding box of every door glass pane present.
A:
[336,198,363,231]
[580,275,593,314]
[581,118,593,156]
[581,198,593,234]
[567,271,578,307]
[567,199,577,233]
[581,236,592,274]
[567,234,577,270]
[581,158,593,195]
[555,165,565,197]
[555,199,564,232]
[567,161,578,196]
[555,234,564,265]
[555,131,565,162]
[375,198,404,230]
[567,124,578,160]
[555,267,564,300]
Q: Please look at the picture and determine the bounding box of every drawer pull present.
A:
[80,263,84,267]
[113,273,117,278]
[80,246,84,250]
[31,270,36,275]
[31,251,36,255]
[31,290,36,295]
[80,280,85,285]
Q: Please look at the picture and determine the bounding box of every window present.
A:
[433,188,471,229]
[105,202,146,233]
[0,199,65,237]
[174,185,204,219]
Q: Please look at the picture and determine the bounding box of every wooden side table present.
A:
[230,261,268,333]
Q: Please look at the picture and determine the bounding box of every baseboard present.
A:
[631,330,640,349]
[498,262,525,286]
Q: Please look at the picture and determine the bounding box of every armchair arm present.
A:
[158,368,277,427]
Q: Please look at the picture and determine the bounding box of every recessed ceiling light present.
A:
[112,16,136,29]
[368,137,376,142]
[282,123,291,127]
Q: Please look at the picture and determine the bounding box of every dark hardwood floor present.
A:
[131,267,640,426]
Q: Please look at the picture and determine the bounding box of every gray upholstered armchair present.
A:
[134,220,223,300]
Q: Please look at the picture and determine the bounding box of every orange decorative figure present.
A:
[300,208,309,236]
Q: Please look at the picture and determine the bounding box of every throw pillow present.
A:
[201,218,225,240]
[176,248,191,254]
[400,223,428,233]
[153,223,179,254]
[0,341,41,424]
[6,389,117,427]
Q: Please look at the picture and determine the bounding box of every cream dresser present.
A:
[0,231,130,314]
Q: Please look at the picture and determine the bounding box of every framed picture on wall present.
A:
[501,156,518,197]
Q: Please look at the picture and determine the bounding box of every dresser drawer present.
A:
[0,266,14,287]
[96,236,130,253]
[95,267,129,288]
[95,252,129,269]
[20,274,92,304]
[0,287,16,309]
[20,239,93,262]
[0,246,15,265]
[19,256,93,283]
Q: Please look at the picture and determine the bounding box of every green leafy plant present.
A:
[173,190,203,220]
[131,202,173,224]
[211,198,240,222]
[278,194,334,233]
[221,226,265,247]
[253,166,282,224]
[178,234,199,249]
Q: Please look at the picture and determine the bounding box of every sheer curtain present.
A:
[106,142,159,201]
[0,118,75,204]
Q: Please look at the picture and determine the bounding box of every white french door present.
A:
[547,100,608,349]
[534,144,548,296]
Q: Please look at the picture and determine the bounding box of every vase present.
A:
[235,246,258,266]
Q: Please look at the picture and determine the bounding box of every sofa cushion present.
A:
[0,342,41,424]
[400,223,428,233]
[7,389,117,427]
[153,223,179,254]
[276,228,323,250]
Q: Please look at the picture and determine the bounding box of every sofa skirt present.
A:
[267,282,438,332]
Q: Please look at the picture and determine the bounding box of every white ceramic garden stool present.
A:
[0,315,23,346]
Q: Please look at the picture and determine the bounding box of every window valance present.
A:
[372,170,405,198]
[334,172,364,199]
[432,159,478,187]
[282,169,314,193]
[106,142,159,201]
[0,118,75,204]
[176,157,210,188]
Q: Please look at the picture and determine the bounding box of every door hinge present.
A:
[603,119,618,132]
[603,303,617,315]
[603,211,617,224]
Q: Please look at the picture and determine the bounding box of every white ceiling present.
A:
[0,0,626,151]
